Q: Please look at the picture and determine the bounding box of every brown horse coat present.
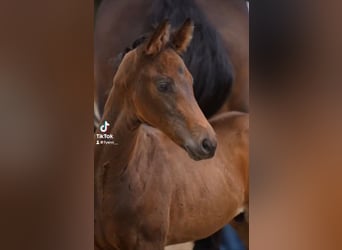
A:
[95,21,248,250]
[95,112,248,249]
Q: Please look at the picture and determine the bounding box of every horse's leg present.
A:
[230,218,249,249]
[128,225,167,250]
[193,230,222,250]
[135,240,164,250]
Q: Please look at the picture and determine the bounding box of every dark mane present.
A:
[115,0,233,118]
[116,35,148,63]
[150,0,233,118]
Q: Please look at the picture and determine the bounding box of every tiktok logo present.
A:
[100,120,110,132]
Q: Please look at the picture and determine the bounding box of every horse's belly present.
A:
[165,182,243,244]
[166,206,240,245]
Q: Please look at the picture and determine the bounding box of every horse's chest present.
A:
[109,156,171,214]
[103,163,171,247]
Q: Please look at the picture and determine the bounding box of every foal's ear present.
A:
[145,20,171,56]
[172,19,194,54]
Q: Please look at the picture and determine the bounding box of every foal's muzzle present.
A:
[201,138,217,156]
[184,136,217,161]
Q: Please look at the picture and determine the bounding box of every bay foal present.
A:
[95,20,249,250]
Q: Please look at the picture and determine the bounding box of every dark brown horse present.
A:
[94,20,248,250]
[94,0,249,119]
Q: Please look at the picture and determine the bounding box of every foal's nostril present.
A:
[201,138,216,155]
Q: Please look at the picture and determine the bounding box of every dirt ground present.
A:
[165,242,193,250]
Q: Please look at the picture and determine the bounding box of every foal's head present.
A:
[114,20,217,160]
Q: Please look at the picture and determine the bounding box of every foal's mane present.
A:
[115,0,234,118]
[117,35,148,62]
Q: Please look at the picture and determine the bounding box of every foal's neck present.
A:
[94,75,142,247]
[97,62,143,174]
[104,86,140,159]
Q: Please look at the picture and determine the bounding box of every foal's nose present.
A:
[201,138,217,157]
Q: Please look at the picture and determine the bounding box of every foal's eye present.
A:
[157,81,172,93]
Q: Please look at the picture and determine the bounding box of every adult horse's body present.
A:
[94,21,249,250]
[94,0,249,118]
